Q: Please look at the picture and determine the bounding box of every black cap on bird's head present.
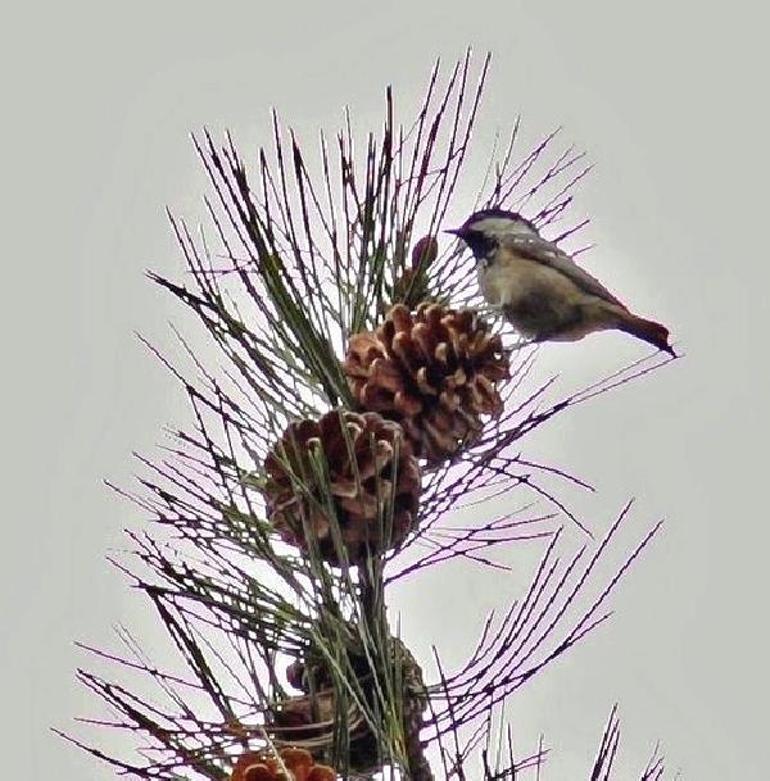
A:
[445,208,538,257]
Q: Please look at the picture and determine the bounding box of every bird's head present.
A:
[446,208,538,259]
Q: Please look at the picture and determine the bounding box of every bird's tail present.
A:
[616,313,675,356]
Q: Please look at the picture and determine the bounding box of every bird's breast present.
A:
[478,253,580,308]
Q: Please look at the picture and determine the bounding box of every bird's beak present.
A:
[444,227,466,238]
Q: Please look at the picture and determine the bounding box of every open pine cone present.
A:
[344,303,510,464]
[230,747,334,781]
[263,410,421,565]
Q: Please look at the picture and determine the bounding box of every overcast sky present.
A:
[2,2,769,779]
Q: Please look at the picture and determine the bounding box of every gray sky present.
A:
[2,1,769,778]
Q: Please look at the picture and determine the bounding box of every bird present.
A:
[446,208,675,356]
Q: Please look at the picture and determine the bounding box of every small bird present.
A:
[447,209,675,355]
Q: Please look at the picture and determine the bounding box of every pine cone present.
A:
[391,235,438,307]
[344,303,510,464]
[270,688,342,742]
[263,410,421,565]
[271,691,377,773]
[273,638,427,775]
[230,747,334,781]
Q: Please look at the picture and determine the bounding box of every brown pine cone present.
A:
[263,410,421,565]
[273,638,427,775]
[391,235,439,307]
[270,689,341,742]
[344,303,510,464]
[230,747,335,781]
[410,235,438,269]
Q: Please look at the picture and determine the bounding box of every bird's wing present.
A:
[502,233,627,309]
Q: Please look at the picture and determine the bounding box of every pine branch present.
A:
[64,51,676,781]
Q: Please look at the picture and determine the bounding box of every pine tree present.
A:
[60,52,675,780]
